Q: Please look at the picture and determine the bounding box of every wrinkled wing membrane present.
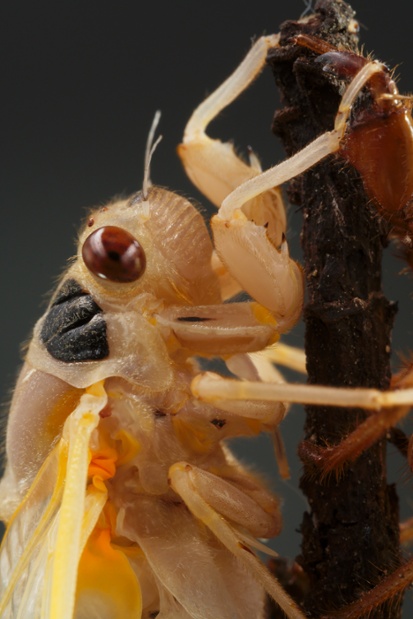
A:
[0,443,66,617]
[0,383,108,619]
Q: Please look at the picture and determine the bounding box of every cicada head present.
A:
[76,187,221,307]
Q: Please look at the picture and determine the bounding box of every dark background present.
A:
[2,0,413,613]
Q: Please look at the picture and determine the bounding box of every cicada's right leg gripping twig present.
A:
[220,59,385,217]
[181,38,407,418]
[212,60,384,329]
[179,36,385,334]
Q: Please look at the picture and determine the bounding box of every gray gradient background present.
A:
[2,1,413,614]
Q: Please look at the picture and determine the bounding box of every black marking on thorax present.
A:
[40,278,109,362]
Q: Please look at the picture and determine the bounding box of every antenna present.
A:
[142,111,163,200]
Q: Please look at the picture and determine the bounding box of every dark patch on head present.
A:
[51,279,88,305]
[40,279,109,362]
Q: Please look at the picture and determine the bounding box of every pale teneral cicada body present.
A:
[6,17,413,618]
[0,35,308,619]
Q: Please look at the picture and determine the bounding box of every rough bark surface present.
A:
[267,1,402,617]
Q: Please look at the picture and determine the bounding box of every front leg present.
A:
[177,33,296,313]
[178,34,283,222]
[155,301,279,354]
[211,61,385,328]
[177,33,303,329]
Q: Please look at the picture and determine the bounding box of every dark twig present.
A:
[267,1,402,616]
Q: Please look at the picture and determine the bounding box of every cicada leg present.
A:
[192,373,413,411]
[169,462,307,619]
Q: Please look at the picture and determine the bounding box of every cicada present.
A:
[0,34,308,619]
[4,13,413,619]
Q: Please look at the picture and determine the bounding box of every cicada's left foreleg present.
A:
[169,463,307,619]
[178,34,282,213]
[156,301,280,356]
[178,34,297,316]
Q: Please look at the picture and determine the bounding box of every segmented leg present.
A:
[260,343,307,374]
[192,372,413,410]
[178,34,303,329]
[219,60,385,218]
[191,369,413,480]
[299,361,413,475]
[179,34,282,212]
[169,462,307,619]
[227,352,291,478]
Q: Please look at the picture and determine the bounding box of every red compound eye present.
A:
[82,226,146,283]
